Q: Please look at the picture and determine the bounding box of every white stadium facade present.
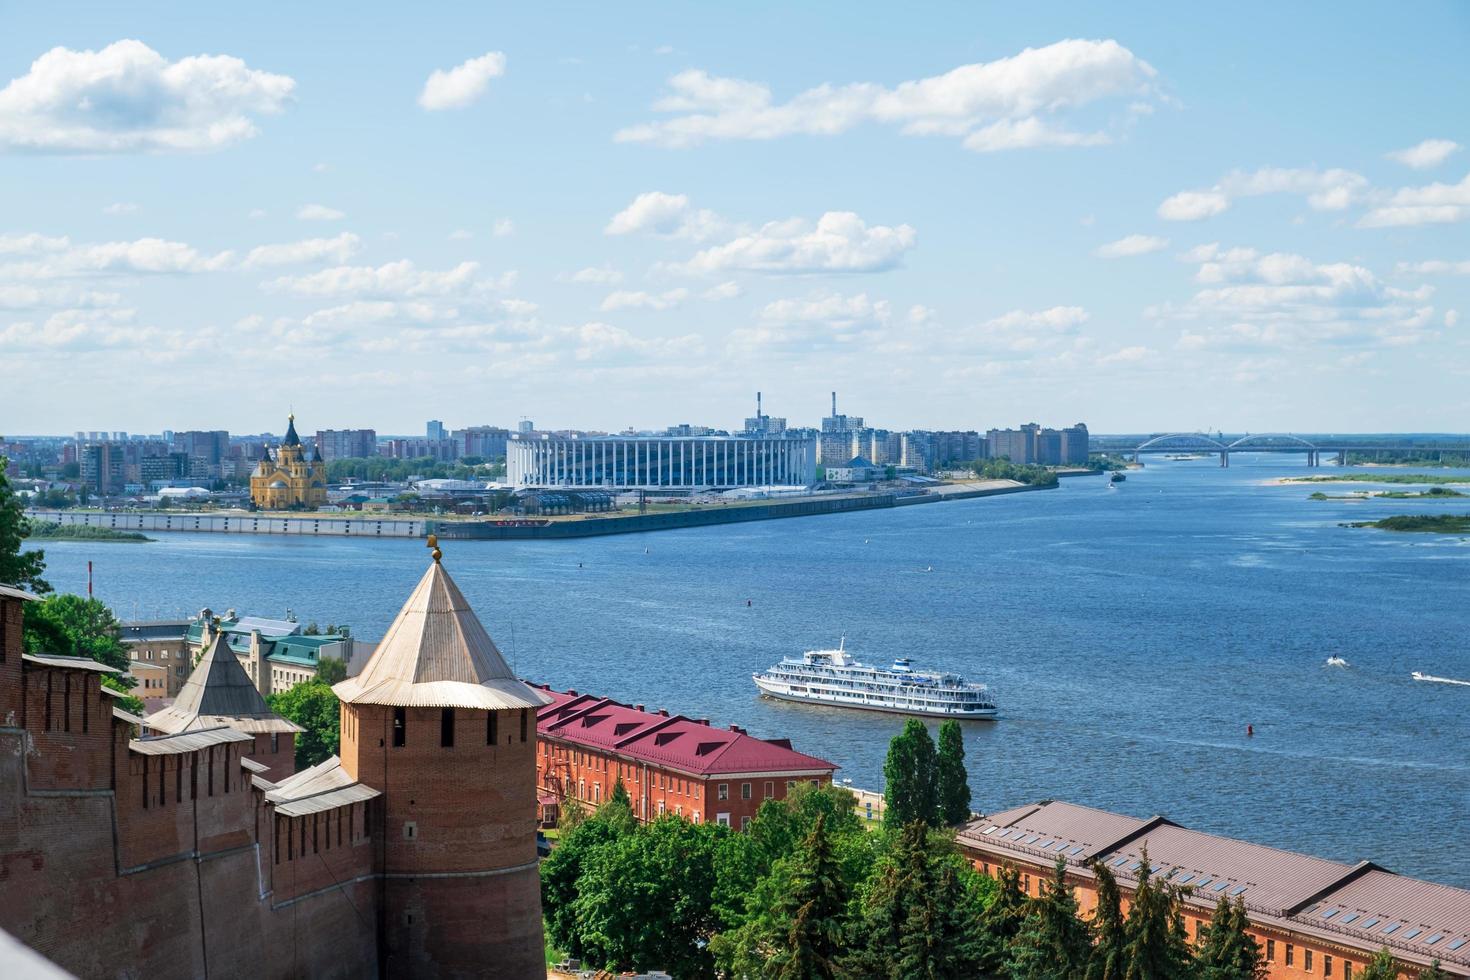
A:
[507,434,816,490]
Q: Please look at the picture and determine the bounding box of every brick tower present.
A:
[333,537,553,978]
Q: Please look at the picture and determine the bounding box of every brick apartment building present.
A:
[958,800,1469,979]
[0,546,553,978]
[533,686,837,829]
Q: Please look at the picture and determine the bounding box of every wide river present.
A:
[30,455,1470,887]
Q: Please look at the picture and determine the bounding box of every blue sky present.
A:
[2,3,1467,435]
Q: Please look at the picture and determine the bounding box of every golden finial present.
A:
[427,533,442,563]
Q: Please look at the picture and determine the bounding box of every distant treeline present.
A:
[1348,513,1470,533]
[968,458,1059,487]
[23,519,152,542]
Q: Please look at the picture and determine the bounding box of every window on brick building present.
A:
[1325,954,1333,977]
[1344,963,1352,979]
[1267,939,1275,961]
[1286,945,1294,966]
[741,816,751,830]
[441,708,455,748]
[718,783,728,801]
[271,733,279,753]
[520,709,528,742]
[764,781,773,799]
[741,782,751,799]
[1305,949,1313,971]
[488,712,498,745]
[393,707,406,747]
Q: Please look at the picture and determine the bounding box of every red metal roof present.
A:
[531,685,838,778]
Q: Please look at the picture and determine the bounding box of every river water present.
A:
[30,455,1470,886]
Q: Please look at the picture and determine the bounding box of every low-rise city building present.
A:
[957,799,1470,979]
[533,686,837,829]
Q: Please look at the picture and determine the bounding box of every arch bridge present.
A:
[1131,433,1328,468]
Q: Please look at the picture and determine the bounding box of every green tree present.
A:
[266,681,340,768]
[935,719,972,825]
[103,675,146,716]
[883,719,938,828]
[1086,859,1129,980]
[1122,855,1193,980]
[541,793,637,961]
[0,459,50,593]
[1356,948,1400,980]
[1194,896,1265,980]
[315,657,347,684]
[609,776,631,808]
[976,863,1030,974]
[1008,856,1093,980]
[767,813,848,980]
[22,593,128,670]
[1420,961,1449,980]
[302,621,321,635]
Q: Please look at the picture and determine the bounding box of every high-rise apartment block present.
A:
[314,428,378,461]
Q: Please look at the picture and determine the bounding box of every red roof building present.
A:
[531,685,837,829]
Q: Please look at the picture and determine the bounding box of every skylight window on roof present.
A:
[1361,918,1379,930]
[1039,840,1054,849]
[1070,845,1085,855]
[1445,937,1466,951]
[1194,877,1212,888]
[1401,928,1420,941]
[1340,913,1358,924]
[1175,874,1194,885]
[1129,861,1142,871]
[1213,881,1230,892]
[997,830,1013,839]
[1322,909,1338,919]
[1381,923,1400,935]
[1023,835,1040,844]
[983,826,998,835]
[1230,886,1247,896]
[1113,857,1129,867]
[1424,934,1443,945]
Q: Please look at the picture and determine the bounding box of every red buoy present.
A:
[1247,724,1254,737]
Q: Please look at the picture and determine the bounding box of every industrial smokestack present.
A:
[757,391,762,418]
[831,391,837,416]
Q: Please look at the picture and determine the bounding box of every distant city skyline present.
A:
[2,5,1468,433]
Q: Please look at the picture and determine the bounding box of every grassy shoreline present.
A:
[23,520,153,542]
[1310,488,1465,500]
[1285,472,1470,485]
[1343,514,1470,534]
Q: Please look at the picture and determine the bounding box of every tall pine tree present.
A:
[935,720,972,825]
[1007,856,1094,980]
[769,814,849,980]
[1122,853,1193,980]
[883,719,938,827]
[1195,896,1264,980]
[1086,859,1129,980]
[976,863,1030,975]
[1356,948,1399,980]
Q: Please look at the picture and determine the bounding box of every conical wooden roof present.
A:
[146,632,302,734]
[332,558,553,711]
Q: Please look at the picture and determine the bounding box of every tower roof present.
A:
[308,444,322,463]
[333,556,553,711]
[259,443,272,462]
[145,632,303,735]
[282,414,301,447]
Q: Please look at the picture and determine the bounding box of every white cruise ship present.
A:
[753,641,997,718]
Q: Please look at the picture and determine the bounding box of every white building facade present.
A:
[507,434,816,490]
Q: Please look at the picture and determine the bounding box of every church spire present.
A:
[282,413,301,447]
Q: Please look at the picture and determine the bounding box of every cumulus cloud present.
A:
[1386,139,1459,170]
[616,39,1157,152]
[1159,167,1368,220]
[0,236,232,278]
[982,306,1089,333]
[1152,244,1437,350]
[604,191,725,240]
[731,292,893,351]
[1397,259,1470,276]
[574,321,704,361]
[264,259,485,298]
[1358,173,1470,228]
[492,217,515,237]
[297,203,345,221]
[598,288,689,312]
[681,211,916,275]
[0,233,70,255]
[1094,234,1168,258]
[0,39,293,152]
[418,52,506,110]
[243,233,361,269]
[102,202,140,215]
[567,265,623,284]
[703,281,741,301]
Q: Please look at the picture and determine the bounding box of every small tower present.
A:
[333,537,553,977]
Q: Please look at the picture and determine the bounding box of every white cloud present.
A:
[702,281,741,301]
[448,229,473,241]
[1098,345,1152,364]
[1397,259,1470,276]
[0,233,69,255]
[1446,309,1459,328]
[604,191,725,240]
[1153,245,1438,350]
[982,306,1090,332]
[0,236,232,278]
[102,202,140,215]
[598,288,689,312]
[0,39,293,152]
[265,259,485,298]
[1159,167,1368,220]
[616,39,1157,152]
[243,233,361,269]
[574,321,703,361]
[248,208,267,220]
[1159,190,1230,221]
[1094,234,1168,258]
[418,52,506,111]
[681,211,916,275]
[567,265,623,284]
[297,203,345,221]
[1358,173,1470,228]
[492,217,515,237]
[731,292,894,351]
[1386,139,1459,170]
